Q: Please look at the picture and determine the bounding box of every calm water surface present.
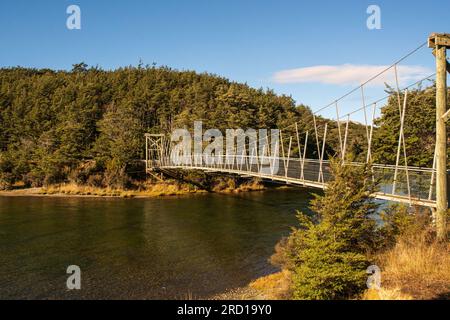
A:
[0,189,314,299]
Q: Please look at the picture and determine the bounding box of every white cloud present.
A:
[273,64,432,87]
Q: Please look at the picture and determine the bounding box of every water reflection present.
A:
[0,189,313,299]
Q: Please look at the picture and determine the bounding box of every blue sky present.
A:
[0,0,448,120]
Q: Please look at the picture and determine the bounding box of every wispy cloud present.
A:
[273,64,433,86]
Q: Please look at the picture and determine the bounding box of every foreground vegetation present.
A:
[374,205,450,299]
[224,161,449,300]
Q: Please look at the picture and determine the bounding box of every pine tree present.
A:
[280,160,380,300]
[372,85,450,167]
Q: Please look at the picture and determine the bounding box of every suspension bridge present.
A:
[145,34,450,218]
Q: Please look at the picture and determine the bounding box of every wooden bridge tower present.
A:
[429,33,450,241]
[145,133,166,171]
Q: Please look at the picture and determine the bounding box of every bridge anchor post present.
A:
[429,33,450,241]
[145,133,166,171]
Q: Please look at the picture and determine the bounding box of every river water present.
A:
[0,189,314,299]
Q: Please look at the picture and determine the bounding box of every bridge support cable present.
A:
[233,145,238,170]
[246,147,252,172]
[295,123,302,178]
[271,139,279,176]
[319,123,328,184]
[392,89,412,203]
[360,86,371,160]
[429,145,437,201]
[261,132,268,173]
[259,143,266,174]
[254,140,258,171]
[312,115,322,182]
[280,131,287,179]
[335,102,344,157]
[165,138,172,167]
[391,63,409,195]
[367,103,377,163]
[295,123,309,185]
[256,139,263,177]
[342,115,350,163]
[145,135,148,171]
[371,104,378,184]
[301,131,309,184]
[239,148,244,172]
[286,136,293,182]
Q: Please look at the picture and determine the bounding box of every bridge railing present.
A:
[150,153,436,205]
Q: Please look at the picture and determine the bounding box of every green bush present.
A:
[289,217,371,299]
[274,160,381,300]
[102,159,130,189]
[0,172,14,190]
[379,204,434,247]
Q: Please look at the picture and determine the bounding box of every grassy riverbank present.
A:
[215,235,450,300]
[0,177,267,198]
[214,162,450,301]
[369,229,450,300]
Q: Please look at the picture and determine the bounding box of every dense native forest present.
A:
[0,64,445,190]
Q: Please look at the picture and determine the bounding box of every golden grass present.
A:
[376,237,450,300]
[249,270,292,300]
[362,288,413,300]
[3,176,267,198]
[39,182,205,198]
[212,178,265,193]
[235,179,265,192]
[209,287,266,300]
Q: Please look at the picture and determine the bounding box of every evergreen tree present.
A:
[277,160,380,300]
[372,85,450,167]
[0,65,359,188]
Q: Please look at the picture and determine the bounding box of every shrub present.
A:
[379,204,434,247]
[274,160,381,300]
[375,205,450,299]
[87,173,104,187]
[378,229,450,299]
[68,161,101,185]
[0,153,16,189]
[0,172,14,190]
[102,159,130,189]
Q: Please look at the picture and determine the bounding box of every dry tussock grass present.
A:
[249,270,292,300]
[212,178,265,193]
[378,236,450,300]
[40,181,203,198]
[39,177,264,198]
[362,288,413,300]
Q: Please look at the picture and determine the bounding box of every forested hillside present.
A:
[0,64,443,190]
[0,64,316,189]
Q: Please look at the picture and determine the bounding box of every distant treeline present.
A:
[0,64,444,189]
[0,64,313,189]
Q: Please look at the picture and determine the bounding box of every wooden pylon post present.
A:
[145,133,165,169]
[429,33,450,241]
